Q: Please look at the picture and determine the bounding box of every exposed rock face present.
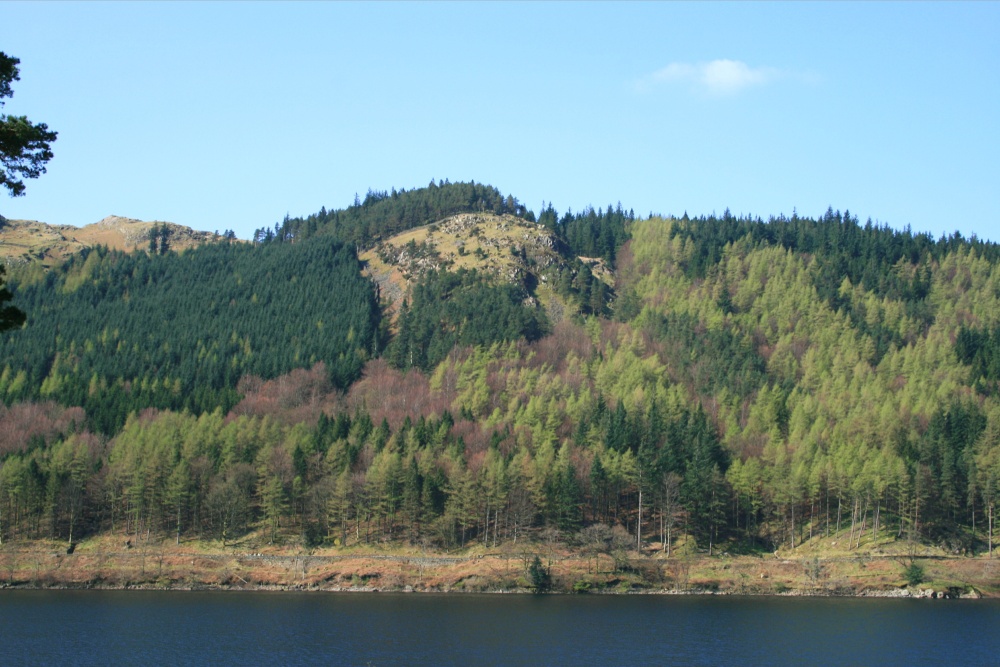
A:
[94,215,154,246]
[92,215,216,247]
[95,214,135,227]
[359,213,572,319]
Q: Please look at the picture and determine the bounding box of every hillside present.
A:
[360,212,611,322]
[0,236,381,433]
[0,214,220,267]
[1,532,992,597]
[1,189,999,597]
[263,181,529,248]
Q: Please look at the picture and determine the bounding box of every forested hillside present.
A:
[259,181,527,247]
[0,237,381,433]
[261,180,633,264]
[1,193,999,565]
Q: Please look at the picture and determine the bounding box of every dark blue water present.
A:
[1,591,997,666]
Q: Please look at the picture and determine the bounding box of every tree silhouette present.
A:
[1,52,57,197]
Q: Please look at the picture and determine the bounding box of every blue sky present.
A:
[1,2,997,241]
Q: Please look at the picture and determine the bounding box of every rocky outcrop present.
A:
[360,213,571,319]
[0,215,223,267]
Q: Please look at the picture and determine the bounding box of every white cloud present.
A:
[643,59,782,95]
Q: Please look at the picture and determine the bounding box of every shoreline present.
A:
[0,538,994,599]
[0,582,985,599]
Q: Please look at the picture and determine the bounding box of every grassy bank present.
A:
[1,531,996,598]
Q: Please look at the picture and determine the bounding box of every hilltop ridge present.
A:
[0,214,220,267]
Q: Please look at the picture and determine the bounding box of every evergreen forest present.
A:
[1,182,999,563]
[0,237,381,433]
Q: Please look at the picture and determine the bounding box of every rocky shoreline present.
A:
[0,581,986,599]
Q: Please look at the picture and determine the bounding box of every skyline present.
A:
[1,1,997,241]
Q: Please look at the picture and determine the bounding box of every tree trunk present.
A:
[898,493,905,538]
[855,496,869,550]
[972,501,976,549]
[848,497,857,548]
[872,499,880,543]
[636,487,642,551]
[809,500,814,541]
[790,504,795,550]
[825,486,831,538]
[483,500,490,546]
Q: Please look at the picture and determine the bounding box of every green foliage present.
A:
[648,312,768,398]
[1,237,381,432]
[904,562,925,586]
[147,224,172,255]
[549,259,612,317]
[6,193,1000,559]
[541,202,634,266]
[528,555,551,592]
[1,51,58,197]
[387,269,548,372]
[269,186,633,284]
[666,207,997,288]
[258,180,529,247]
[0,265,25,332]
[956,325,1000,393]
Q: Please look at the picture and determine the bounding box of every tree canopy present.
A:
[0,52,57,197]
[3,192,1000,560]
[0,265,25,332]
[259,180,529,249]
[0,236,382,433]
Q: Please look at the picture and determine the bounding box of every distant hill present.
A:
[262,180,528,249]
[0,214,220,267]
[266,180,633,267]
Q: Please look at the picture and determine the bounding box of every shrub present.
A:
[528,555,551,593]
[904,562,925,587]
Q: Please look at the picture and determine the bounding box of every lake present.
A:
[1,591,997,666]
